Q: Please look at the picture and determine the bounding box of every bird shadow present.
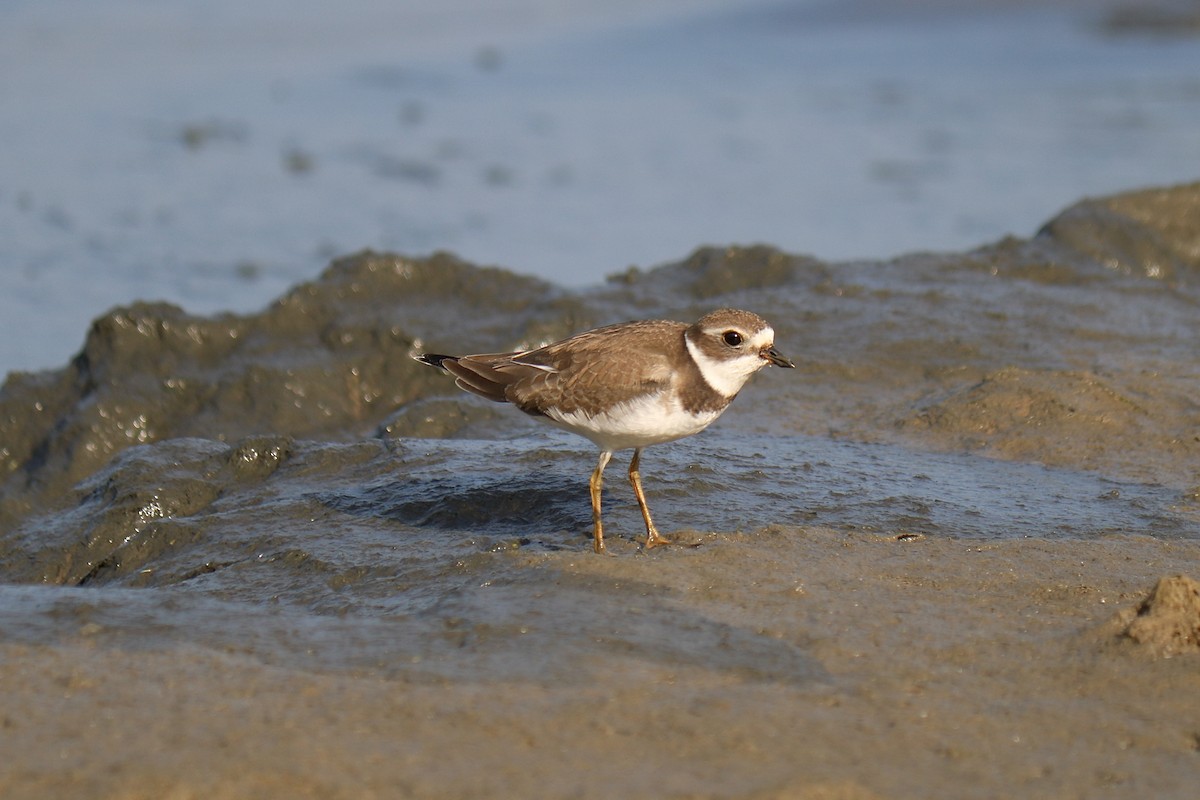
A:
[315,471,592,537]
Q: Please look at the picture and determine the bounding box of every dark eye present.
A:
[722,331,743,347]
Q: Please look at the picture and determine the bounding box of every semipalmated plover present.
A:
[414,308,794,553]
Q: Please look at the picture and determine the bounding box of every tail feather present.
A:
[413,352,513,404]
[413,353,457,370]
[442,359,512,403]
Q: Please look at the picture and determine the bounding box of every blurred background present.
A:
[2,0,1198,375]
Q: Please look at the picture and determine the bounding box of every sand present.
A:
[3,532,1199,799]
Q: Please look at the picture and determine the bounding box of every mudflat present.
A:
[1,183,1198,798]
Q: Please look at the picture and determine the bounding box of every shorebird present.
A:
[414,308,793,552]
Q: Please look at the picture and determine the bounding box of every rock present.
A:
[1037,181,1200,282]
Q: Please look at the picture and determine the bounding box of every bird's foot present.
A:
[643,529,703,550]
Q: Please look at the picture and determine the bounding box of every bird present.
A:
[413,308,794,553]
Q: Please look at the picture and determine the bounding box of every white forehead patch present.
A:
[748,326,775,351]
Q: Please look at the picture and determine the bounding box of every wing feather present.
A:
[416,319,688,415]
[506,321,683,415]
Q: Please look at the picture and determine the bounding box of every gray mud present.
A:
[2,182,1200,798]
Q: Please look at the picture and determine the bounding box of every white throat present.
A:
[685,328,773,397]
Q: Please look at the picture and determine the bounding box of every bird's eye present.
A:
[722,331,743,347]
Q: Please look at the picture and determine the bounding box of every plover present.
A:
[414,308,794,553]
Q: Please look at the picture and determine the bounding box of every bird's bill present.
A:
[761,345,795,368]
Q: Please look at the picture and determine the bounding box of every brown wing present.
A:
[504,320,686,417]
[430,320,687,416]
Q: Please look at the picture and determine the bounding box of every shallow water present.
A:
[3,180,1198,603]
[0,421,1192,680]
[345,431,1192,542]
[3,0,1199,374]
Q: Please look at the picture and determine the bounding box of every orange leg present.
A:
[629,448,670,549]
[590,451,613,553]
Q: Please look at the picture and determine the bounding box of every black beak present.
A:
[762,345,795,369]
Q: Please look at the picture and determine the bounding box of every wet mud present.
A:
[1116,574,1200,657]
[2,181,1200,798]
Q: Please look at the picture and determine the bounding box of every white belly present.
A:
[543,391,723,452]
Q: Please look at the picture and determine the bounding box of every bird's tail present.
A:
[412,353,458,370]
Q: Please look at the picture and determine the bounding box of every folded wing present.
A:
[416,320,683,416]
